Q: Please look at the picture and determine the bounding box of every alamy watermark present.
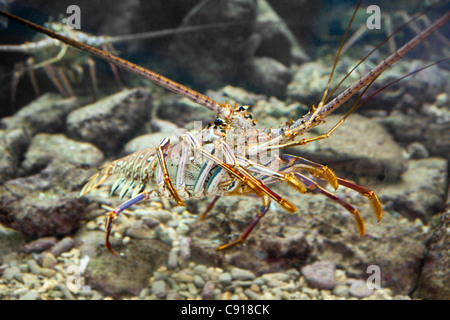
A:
[66,5,81,30]
[366,264,381,290]
[366,5,381,30]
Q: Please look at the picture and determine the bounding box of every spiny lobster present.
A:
[0,2,448,255]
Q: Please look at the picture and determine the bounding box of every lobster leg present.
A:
[86,56,99,101]
[293,173,366,236]
[279,153,382,228]
[216,204,270,251]
[104,190,153,255]
[26,57,40,97]
[199,195,220,220]
[279,154,338,190]
[42,64,70,97]
[336,177,383,222]
[156,138,185,207]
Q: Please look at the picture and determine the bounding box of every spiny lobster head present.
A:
[218,102,257,131]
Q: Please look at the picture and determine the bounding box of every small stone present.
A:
[201,281,215,300]
[230,267,256,281]
[262,272,291,287]
[50,237,75,257]
[22,273,39,289]
[250,284,260,293]
[193,275,205,288]
[332,284,349,298]
[19,290,40,300]
[301,261,336,290]
[23,237,58,254]
[349,279,374,298]
[57,283,76,300]
[86,220,97,230]
[193,264,208,276]
[152,280,167,298]
[27,260,55,277]
[218,272,232,286]
[40,252,57,269]
[244,288,262,300]
[167,248,178,270]
[3,266,22,282]
[179,236,191,260]
[173,271,194,283]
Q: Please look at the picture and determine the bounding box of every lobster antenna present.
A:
[0,8,225,115]
[324,0,446,104]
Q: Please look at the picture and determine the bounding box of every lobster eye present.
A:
[214,118,224,126]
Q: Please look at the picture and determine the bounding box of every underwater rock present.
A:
[348,279,373,298]
[0,187,86,239]
[301,260,336,290]
[20,133,104,176]
[0,93,78,135]
[413,206,450,300]
[75,229,170,298]
[0,128,30,183]
[66,88,152,154]
[168,0,257,89]
[50,237,75,257]
[149,119,179,135]
[294,114,408,181]
[287,61,339,105]
[377,107,450,159]
[123,132,170,155]
[254,0,310,65]
[243,56,292,98]
[157,96,216,128]
[0,153,95,239]
[377,158,447,223]
[22,237,58,254]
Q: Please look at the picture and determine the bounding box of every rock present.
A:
[76,229,170,298]
[230,267,256,281]
[287,61,338,105]
[218,272,232,286]
[149,119,179,135]
[123,132,168,154]
[157,96,217,128]
[377,109,450,159]
[348,279,374,298]
[0,128,30,183]
[151,280,167,298]
[26,260,56,277]
[51,237,75,257]
[254,0,309,65]
[22,237,58,254]
[167,248,179,270]
[413,207,450,299]
[0,184,86,239]
[193,275,205,288]
[378,158,447,222]
[243,56,292,98]
[66,88,152,153]
[332,284,349,298]
[201,281,215,300]
[39,252,57,269]
[301,261,336,290]
[20,133,104,175]
[168,0,257,89]
[19,290,41,300]
[3,266,22,282]
[0,93,78,135]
